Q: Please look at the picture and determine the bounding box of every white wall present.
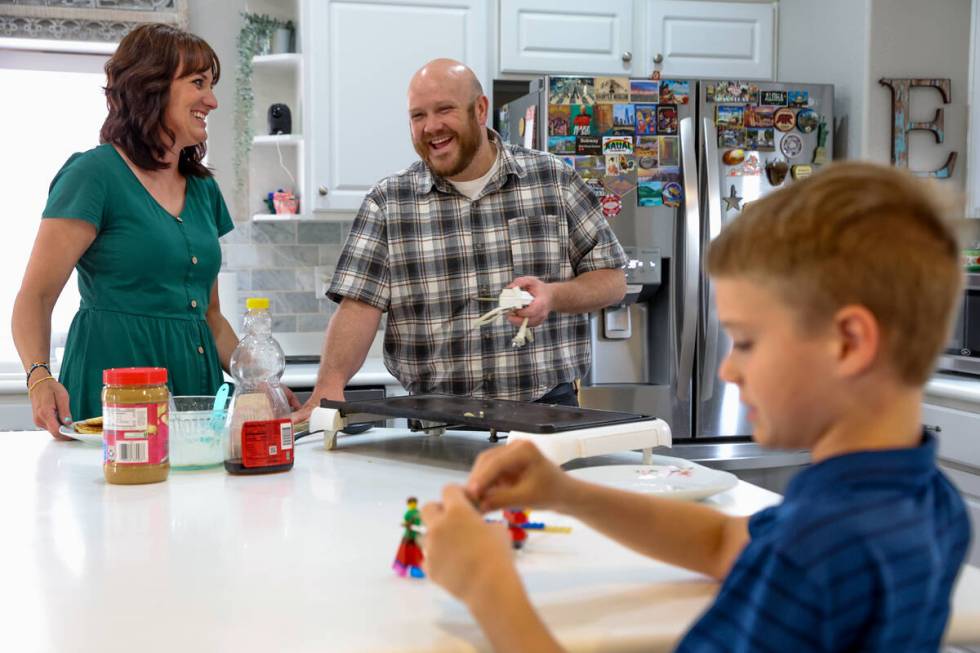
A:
[777,0,869,159]
[779,0,971,192]
[865,0,971,188]
[188,0,247,217]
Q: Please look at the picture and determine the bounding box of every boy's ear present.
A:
[832,304,880,377]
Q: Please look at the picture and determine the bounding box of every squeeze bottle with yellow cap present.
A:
[224,297,294,474]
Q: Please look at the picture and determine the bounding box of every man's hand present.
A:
[282,385,303,411]
[467,440,574,513]
[290,385,345,424]
[507,276,554,327]
[420,485,516,606]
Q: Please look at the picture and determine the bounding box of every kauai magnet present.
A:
[662,181,683,207]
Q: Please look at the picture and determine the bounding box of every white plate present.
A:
[58,424,102,446]
[567,455,738,501]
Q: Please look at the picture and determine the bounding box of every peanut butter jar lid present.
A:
[103,367,168,386]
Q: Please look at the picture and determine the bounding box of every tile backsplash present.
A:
[220,219,351,333]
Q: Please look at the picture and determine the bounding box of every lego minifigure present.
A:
[393,496,425,578]
[502,508,530,550]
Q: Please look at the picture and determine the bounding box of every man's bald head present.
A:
[409,58,483,103]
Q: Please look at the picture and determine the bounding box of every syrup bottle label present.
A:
[240,418,293,468]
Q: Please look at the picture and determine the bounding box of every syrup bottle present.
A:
[224,297,294,474]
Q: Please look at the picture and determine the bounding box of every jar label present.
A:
[241,418,293,468]
[103,402,169,465]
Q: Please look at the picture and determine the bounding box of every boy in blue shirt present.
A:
[419,162,972,652]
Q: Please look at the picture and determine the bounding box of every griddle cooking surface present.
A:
[319,394,653,434]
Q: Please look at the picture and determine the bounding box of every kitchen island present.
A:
[2,428,979,652]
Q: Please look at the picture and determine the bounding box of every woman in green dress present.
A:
[12,24,277,437]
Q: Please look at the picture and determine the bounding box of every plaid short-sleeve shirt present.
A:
[327,130,627,401]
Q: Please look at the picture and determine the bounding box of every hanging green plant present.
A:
[234,12,295,198]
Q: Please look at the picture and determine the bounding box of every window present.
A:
[0,45,110,372]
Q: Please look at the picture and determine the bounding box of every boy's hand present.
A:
[467,440,573,513]
[420,485,515,606]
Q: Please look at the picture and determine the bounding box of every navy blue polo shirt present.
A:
[676,433,971,652]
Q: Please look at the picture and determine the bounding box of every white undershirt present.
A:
[448,147,501,200]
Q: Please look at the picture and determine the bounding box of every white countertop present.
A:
[926,372,980,410]
[2,428,979,652]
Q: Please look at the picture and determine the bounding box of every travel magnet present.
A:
[662,181,683,207]
[760,90,787,106]
[773,108,796,132]
[787,90,809,107]
[765,158,789,185]
[722,184,743,212]
[791,164,813,180]
[779,133,804,159]
[812,118,829,165]
[796,108,819,133]
[600,193,623,218]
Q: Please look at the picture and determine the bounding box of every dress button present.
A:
[197,346,205,354]
[479,286,490,296]
[483,371,494,382]
[474,242,484,251]
[191,256,198,265]
[190,299,198,308]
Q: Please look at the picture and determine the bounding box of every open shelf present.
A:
[253,133,302,145]
[252,53,301,70]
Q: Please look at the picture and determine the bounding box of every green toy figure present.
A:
[393,496,425,578]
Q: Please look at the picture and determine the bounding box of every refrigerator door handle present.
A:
[700,117,723,400]
[675,116,700,402]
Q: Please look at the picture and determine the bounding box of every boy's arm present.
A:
[420,486,565,653]
[468,440,750,580]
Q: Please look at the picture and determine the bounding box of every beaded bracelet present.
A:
[28,375,56,396]
[25,362,51,388]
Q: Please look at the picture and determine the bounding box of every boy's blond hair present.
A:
[707,161,961,385]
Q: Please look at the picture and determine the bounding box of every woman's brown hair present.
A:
[100,23,220,178]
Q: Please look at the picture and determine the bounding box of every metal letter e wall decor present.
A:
[878,78,957,179]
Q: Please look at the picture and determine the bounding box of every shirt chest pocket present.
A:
[507,214,565,282]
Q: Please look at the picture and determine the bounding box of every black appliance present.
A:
[267,103,292,135]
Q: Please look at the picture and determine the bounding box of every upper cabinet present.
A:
[646,1,775,80]
[303,0,489,213]
[498,0,775,79]
[499,0,637,75]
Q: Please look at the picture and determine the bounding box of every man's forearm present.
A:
[315,298,383,395]
[550,268,626,314]
[559,478,749,580]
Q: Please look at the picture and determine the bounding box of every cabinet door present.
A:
[646,0,775,80]
[304,0,489,212]
[499,0,636,75]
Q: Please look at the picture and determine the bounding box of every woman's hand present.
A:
[420,485,516,606]
[30,376,73,439]
[467,440,575,513]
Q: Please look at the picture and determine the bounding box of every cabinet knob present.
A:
[653,53,664,64]
[621,51,633,63]
[923,424,942,433]
[318,185,329,196]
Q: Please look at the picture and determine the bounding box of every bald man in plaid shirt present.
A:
[295,59,627,419]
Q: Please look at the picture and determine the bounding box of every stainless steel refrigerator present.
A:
[500,76,834,443]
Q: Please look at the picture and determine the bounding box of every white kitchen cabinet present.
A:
[645,0,775,80]
[922,402,980,566]
[303,0,490,213]
[499,0,637,75]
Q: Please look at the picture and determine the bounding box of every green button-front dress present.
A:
[43,143,235,421]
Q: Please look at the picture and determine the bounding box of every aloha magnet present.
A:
[600,193,623,218]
